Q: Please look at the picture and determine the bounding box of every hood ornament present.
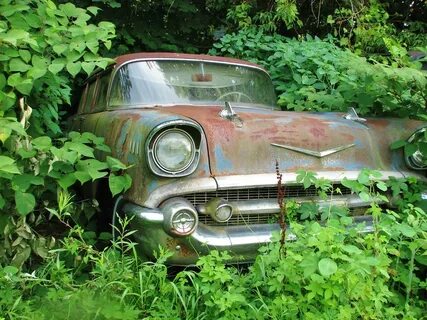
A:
[271,143,355,158]
[344,107,367,124]
[219,102,243,128]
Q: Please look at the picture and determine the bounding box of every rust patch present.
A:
[165,238,194,258]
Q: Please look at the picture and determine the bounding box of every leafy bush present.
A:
[0,0,131,268]
[1,172,426,319]
[210,29,427,118]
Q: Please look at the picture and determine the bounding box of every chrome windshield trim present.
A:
[107,58,276,110]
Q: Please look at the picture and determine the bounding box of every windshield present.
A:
[109,60,277,108]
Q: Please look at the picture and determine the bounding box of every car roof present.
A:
[114,52,263,69]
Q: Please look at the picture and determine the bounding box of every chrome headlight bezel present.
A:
[406,127,427,170]
[147,120,202,177]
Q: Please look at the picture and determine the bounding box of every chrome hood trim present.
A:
[271,143,355,158]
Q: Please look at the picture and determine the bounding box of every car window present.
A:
[77,84,88,114]
[109,60,277,108]
[83,80,97,114]
[93,73,110,112]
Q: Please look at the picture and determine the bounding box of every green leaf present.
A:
[27,66,47,79]
[58,173,77,189]
[32,136,52,151]
[25,13,41,28]
[66,61,81,77]
[390,139,406,150]
[7,73,23,87]
[109,174,132,197]
[0,73,5,90]
[74,171,91,184]
[357,171,370,185]
[1,29,29,46]
[0,127,12,143]
[15,191,35,216]
[19,50,31,63]
[52,44,67,55]
[318,258,337,277]
[65,141,94,158]
[86,6,100,15]
[9,58,30,72]
[28,55,48,79]
[12,174,44,192]
[0,156,20,174]
[0,194,5,209]
[106,156,128,171]
[300,254,319,278]
[359,192,371,202]
[376,181,388,192]
[397,223,416,238]
[48,61,65,74]
[15,79,33,95]
[404,143,418,157]
[342,244,362,255]
[81,61,96,75]
[17,148,36,159]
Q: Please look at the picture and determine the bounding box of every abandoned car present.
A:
[72,52,426,264]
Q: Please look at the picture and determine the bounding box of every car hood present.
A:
[163,105,422,177]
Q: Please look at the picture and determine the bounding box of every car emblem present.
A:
[271,143,355,158]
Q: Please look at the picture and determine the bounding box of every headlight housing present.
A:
[406,127,427,170]
[147,121,202,177]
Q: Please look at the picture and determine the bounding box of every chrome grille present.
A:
[182,184,352,206]
[198,207,367,227]
[175,184,356,227]
[199,212,276,226]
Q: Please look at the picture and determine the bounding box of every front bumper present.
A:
[123,170,425,265]
[122,202,374,265]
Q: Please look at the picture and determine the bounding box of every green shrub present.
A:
[0,1,131,268]
[1,172,426,319]
[210,30,427,118]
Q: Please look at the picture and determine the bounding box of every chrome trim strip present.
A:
[144,177,218,208]
[214,171,426,190]
[271,143,355,158]
[143,171,426,207]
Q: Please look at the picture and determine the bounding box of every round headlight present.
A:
[153,129,196,174]
[406,128,427,170]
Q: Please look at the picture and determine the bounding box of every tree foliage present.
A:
[210,29,427,117]
[48,0,426,71]
[0,0,131,267]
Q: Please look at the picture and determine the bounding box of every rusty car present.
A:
[72,52,427,265]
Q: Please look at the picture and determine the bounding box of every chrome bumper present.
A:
[124,170,425,265]
[122,202,374,265]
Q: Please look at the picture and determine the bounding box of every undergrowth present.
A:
[1,171,426,320]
